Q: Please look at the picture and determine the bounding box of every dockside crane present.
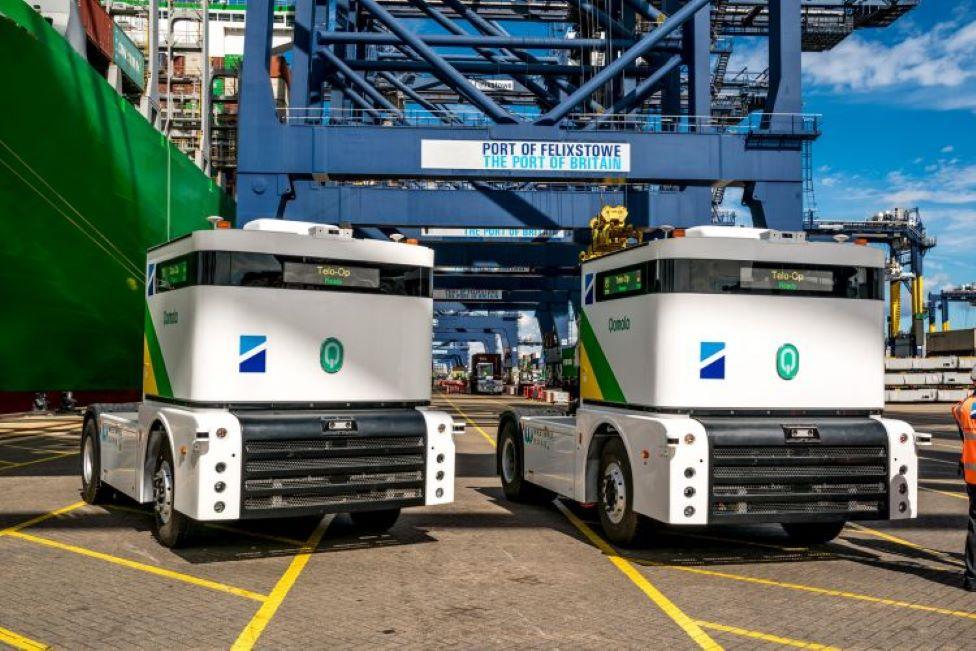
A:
[805,208,936,356]
[928,284,976,333]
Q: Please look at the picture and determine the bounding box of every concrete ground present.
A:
[0,396,973,650]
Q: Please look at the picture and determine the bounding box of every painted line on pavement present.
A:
[444,396,859,649]
[921,486,968,501]
[232,515,333,650]
[557,502,721,650]
[438,392,497,447]
[695,620,838,650]
[845,522,959,566]
[0,626,48,651]
[7,531,268,602]
[919,455,959,467]
[643,562,976,621]
[441,396,720,649]
[104,504,309,548]
[0,452,78,473]
[0,501,86,537]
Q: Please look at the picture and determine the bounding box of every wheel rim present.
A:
[153,459,174,525]
[602,461,627,525]
[501,437,517,484]
[82,436,94,485]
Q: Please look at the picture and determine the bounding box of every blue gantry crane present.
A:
[804,207,936,356]
[928,285,976,334]
[236,0,919,357]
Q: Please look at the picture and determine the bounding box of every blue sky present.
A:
[796,1,975,326]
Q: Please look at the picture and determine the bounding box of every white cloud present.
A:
[883,162,976,205]
[941,145,955,154]
[803,18,976,94]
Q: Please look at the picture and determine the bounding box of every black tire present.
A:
[781,521,845,545]
[80,419,112,504]
[152,440,192,548]
[497,420,555,504]
[350,508,401,532]
[597,438,649,546]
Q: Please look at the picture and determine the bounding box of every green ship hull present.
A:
[0,0,234,394]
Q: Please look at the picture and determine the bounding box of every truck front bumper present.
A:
[227,407,455,520]
[634,413,918,527]
[690,415,917,525]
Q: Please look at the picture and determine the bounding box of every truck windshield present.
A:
[595,259,883,301]
[153,251,432,298]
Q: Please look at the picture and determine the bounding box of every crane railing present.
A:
[280,107,821,136]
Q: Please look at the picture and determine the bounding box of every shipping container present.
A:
[78,0,114,59]
[270,55,290,85]
[928,328,976,356]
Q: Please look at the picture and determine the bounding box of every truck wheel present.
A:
[598,438,648,546]
[498,420,554,504]
[350,508,400,532]
[80,419,112,504]
[152,442,192,548]
[781,521,845,545]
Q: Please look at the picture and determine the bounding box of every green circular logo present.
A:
[320,338,344,374]
[776,344,799,380]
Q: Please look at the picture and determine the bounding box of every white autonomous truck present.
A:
[81,220,457,547]
[497,227,920,545]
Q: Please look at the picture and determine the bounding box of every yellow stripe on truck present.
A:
[142,335,158,395]
[578,339,602,401]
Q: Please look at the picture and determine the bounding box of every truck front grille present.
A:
[236,410,427,518]
[710,445,888,521]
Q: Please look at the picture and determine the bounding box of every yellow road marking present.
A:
[695,620,839,650]
[919,455,958,466]
[103,504,308,547]
[0,626,48,651]
[921,486,968,501]
[0,501,86,537]
[650,563,976,621]
[206,522,308,548]
[845,522,958,565]
[446,395,841,649]
[0,444,69,454]
[7,531,268,602]
[556,502,722,650]
[0,452,78,473]
[438,393,497,447]
[231,516,333,650]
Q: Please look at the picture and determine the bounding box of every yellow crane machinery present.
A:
[580,205,643,261]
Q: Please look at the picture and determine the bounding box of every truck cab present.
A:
[470,353,504,394]
[497,226,919,545]
[81,220,457,547]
